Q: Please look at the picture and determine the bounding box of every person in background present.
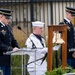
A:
[0,8,20,75]
[59,7,75,69]
[25,21,48,75]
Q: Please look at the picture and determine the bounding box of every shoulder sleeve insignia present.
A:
[1,30,6,35]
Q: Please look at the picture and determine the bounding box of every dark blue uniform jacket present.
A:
[59,19,75,59]
[0,22,19,66]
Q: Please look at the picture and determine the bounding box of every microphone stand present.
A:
[17,26,36,49]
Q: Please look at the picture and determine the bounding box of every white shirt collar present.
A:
[64,18,70,23]
[0,21,5,26]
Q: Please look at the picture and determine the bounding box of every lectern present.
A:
[4,48,36,75]
[47,25,67,71]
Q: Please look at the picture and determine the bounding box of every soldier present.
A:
[0,8,20,75]
[59,7,75,69]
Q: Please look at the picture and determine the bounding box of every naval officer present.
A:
[25,21,48,75]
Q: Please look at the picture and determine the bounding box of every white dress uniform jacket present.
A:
[25,33,48,75]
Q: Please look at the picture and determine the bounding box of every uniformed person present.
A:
[25,21,48,75]
[59,7,75,69]
[0,8,20,75]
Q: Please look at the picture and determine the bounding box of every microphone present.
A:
[17,26,21,30]
[17,26,36,49]
[17,26,27,35]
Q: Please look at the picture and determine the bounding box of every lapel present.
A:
[31,34,45,48]
[34,34,45,47]
[64,19,74,30]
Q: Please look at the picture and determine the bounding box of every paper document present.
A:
[53,45,61,51]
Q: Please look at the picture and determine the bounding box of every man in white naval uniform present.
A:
[25,21,48,75]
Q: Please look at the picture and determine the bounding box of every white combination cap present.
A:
[32,21,44,27]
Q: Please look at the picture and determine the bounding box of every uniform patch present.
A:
[1,30,6,35]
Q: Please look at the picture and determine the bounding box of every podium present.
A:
[47,25,67,71]
[5,48,36,55]
[4,48,36,75]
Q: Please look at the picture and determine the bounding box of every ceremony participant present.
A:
[59,7,75,69]
[0,8,19,75]
[25,21,48,75]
